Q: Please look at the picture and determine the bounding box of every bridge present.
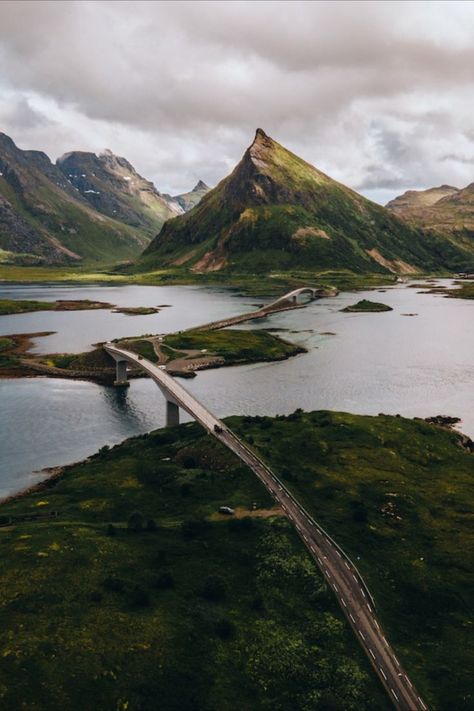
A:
[103,342,427,711]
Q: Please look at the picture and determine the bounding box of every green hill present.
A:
[140,129,473,275]
[0,134,150,265]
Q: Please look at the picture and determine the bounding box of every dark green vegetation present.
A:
[141,129,474,276]
[232,411,474,710]
[0,298,113,315]
[0,419,392,711]
[0,133,148,265]
[112,306,161,315]
[341,299,393,313]
[387,183,474,258]
[0,336,18,368]
[164,328,305,364]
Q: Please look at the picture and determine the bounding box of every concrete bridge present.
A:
[267,286,324,307]
[103,341,426,711]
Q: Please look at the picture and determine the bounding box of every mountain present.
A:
[164,180,211,213]
[0,133,148,264]
[386,184,474,256]
[57,150,183,235]
[141,129,472,274]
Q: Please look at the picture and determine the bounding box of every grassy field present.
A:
[341,299,393,312]
[0,419,391,711]
[0,299,55,315]
[230,411,474,710]
[164,329,305,365]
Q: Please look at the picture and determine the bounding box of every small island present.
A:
[112,306,162,316]
[341,299,393,313]
[0,298,115,316]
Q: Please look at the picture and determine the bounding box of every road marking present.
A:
[393,655,400,667]
[374,620,380,630]
[317,556,322,564]
[358,630,365,640]
[310,546,316,554]
[379,668,387,681]
[419,698,427,710]
[382,636,388,646]
[361,589,366,598]
[332,583,338,592]
[369,648,376,660]
[391,689,399,702]
[367,603,372,612]
[344,561,350,569]
[350,614,356,623]
[303,534,308,542]
[406,677,413,688]
[341,598,347,607]
[326,570,331,578]
[336,550,342,558]
[352,574,358,582]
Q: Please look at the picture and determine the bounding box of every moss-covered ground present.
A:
[0,417,393,711]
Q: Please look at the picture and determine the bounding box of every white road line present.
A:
[419,699,427,710]
[326,570,331,578]
[352,573,358,583]
[393,655,400,667]
[358,630,365,640]
[367,603,372,612]
[303,534,308,542]
[341,599,347,608]
[336,550,342,558]
[380,668,387,681]
[317,556,322,564]
[344,561,350,569]
[350,614,356,623]
[374,620,380,630]
[406,677,413,688]
[310,546,316,554]
[361,589,366,598]
[391,689,399,702]
[382,636,388,646]
[369,648,376,660]
[332,583,338,592]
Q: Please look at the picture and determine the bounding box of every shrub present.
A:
[181,518,210,539]
[215,617,235,640]
[146,518,158,532]
[153,572,175,590]
[128,586,150,608]
[180,483,192,497]
[106,523,116,537]
[128,511,145,532]
[202,575,227,602]
[103,576,125,592]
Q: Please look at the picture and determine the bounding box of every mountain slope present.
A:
[141,129,472,274]
[166,180,211,212]
[0,134,149,265]
[57,150,182,235]
[387,184,474,257]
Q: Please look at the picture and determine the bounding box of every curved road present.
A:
[104,343,428,711]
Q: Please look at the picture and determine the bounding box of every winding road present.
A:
[104,342,428,711]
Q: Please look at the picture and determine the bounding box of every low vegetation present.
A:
[164,328,305,365]
[0,298,114,316]
[0,418,392,711]
[342,299,393,312]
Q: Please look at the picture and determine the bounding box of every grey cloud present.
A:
[1,1,474,198]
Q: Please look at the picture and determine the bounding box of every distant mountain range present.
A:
[386,184,474,257]
[142,129,473,274]
[0,132,209,265]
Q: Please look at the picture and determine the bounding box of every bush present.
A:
[128,511,145,532]
[128,586,150,608]
[202,575,227,602]
[181,518,210,539]
[153,572,175,590]
[106,523,116,537]
[103,576,125,592]
[146,518,158,532]
[351,500,368,524]
[180,483,192,497]
[228,517,254,532]
[215,617,235,640]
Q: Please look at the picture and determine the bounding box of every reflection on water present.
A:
[0,280,472,498]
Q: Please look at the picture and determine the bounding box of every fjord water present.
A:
[0,281,473,498]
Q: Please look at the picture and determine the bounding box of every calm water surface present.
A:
[1,280,472,498]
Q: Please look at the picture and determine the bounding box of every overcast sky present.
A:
[1,0,474,202]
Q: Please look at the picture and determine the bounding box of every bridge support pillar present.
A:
[114,359,129,387]
[166,400,180,427]
[292,295,297,303]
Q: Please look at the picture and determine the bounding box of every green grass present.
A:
[0,299,55,315]
[231,411,474,710]
[341,299,393,312]
[0,421,390,711]
[120,339,159,363]
[164,329,305,364]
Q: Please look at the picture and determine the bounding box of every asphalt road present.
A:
[104,343,428,711]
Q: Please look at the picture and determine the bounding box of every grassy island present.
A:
[0,298,115,316]
[0,411,472,709]
[342,299,393,312]
[0,328,306,381]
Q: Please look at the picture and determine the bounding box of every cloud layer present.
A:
[1,0,474,201]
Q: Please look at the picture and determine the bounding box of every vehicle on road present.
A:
[214,424,223,434]
[218,506,235,515]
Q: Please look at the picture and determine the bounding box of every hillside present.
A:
[0,411,472,709]
[387,183,474,257]
[141,129,473,274]
[57,150,182,235]
[0,133,148,265]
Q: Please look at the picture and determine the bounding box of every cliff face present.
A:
[142,129,473,274]
[57,150,183,236]
[0,133,148,264]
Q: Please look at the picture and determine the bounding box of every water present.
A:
[1,280,472,498]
